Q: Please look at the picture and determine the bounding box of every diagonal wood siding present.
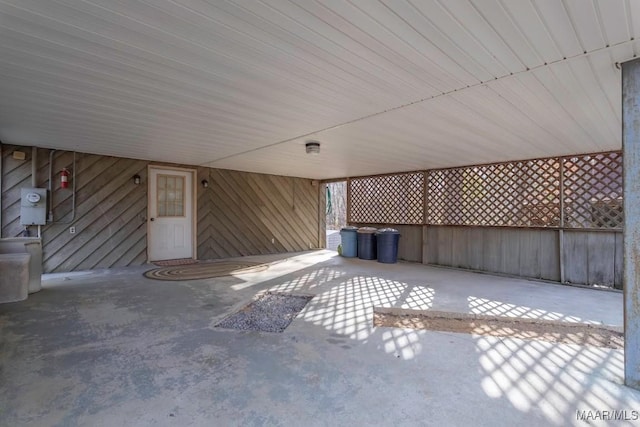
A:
[197,167,320,259]
[1,144,321,273]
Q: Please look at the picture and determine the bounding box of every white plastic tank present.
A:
[0,237,42,293]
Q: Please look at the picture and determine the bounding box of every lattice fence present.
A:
[349,173,424,224]
[563,152,623,229]
[346,151,622,229]
[427,158,561,227]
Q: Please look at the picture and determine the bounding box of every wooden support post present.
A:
[346,177,352,225]
[559,158,565,283]
[318,182,326,249]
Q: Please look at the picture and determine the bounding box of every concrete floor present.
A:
[1,250,639,426]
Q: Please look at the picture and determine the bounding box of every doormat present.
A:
[153,258,199,267]
[144,261,269,281]
[373,308,623,349]
[215,292,313,333]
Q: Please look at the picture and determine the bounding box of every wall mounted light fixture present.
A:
[133,174,141,185]
[201,179,209,188]
[12,151,26,161]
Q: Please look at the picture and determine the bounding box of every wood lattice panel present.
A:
[349,173,424,224]
[346,151,622,230]
[426,158,561,227]
[563,152,623,229]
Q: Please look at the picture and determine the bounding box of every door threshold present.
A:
[152,258,198,267]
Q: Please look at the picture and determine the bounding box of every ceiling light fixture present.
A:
[305,141,320,155]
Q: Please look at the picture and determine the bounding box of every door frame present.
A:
[147,165,198,262]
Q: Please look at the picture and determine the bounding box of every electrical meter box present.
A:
[20,188,47,226]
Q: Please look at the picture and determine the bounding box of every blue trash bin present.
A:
[357,227,377,260]
[340,226,359,258]
[376,228,401,263]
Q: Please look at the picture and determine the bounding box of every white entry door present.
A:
[148,167,195,261]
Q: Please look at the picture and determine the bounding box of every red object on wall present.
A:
[60,168,69,189]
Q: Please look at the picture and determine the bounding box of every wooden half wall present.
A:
[1,145,322,273]
[347,222,622,288]
[423,225,621,288]
[424,226,561,281]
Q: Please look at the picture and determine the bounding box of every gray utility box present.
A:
[20,188,47,226]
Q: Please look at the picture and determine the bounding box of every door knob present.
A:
[150,218,155,221]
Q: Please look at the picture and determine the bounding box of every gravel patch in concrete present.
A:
[216,292,312,333]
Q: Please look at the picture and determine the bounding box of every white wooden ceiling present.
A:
[0,0,637,179]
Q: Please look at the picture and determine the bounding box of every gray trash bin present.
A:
[357,227,377,260]
[376,228,401,263]
[340,226,359,258]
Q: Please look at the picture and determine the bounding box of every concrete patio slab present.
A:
[1,250,638,426]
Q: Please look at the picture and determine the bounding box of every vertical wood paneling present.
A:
[501,228,521,276]
[396,225,422,262]
[467,227,484,270]
[426,225,561,282]
[1,144,320,273]
[563,230,620,287]
[482,228,502,273]
[540,231,560,281]
[424,225,622,286]
[451,227,468,268]
[586,232,615,286]
[615,232,623,289]
[563,231,589,284]
[437,226,453,266]
[518,229,541,279]
[422,225,430,264]
[426,225,438,264]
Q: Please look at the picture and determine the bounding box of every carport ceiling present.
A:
[0,1,637,180]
